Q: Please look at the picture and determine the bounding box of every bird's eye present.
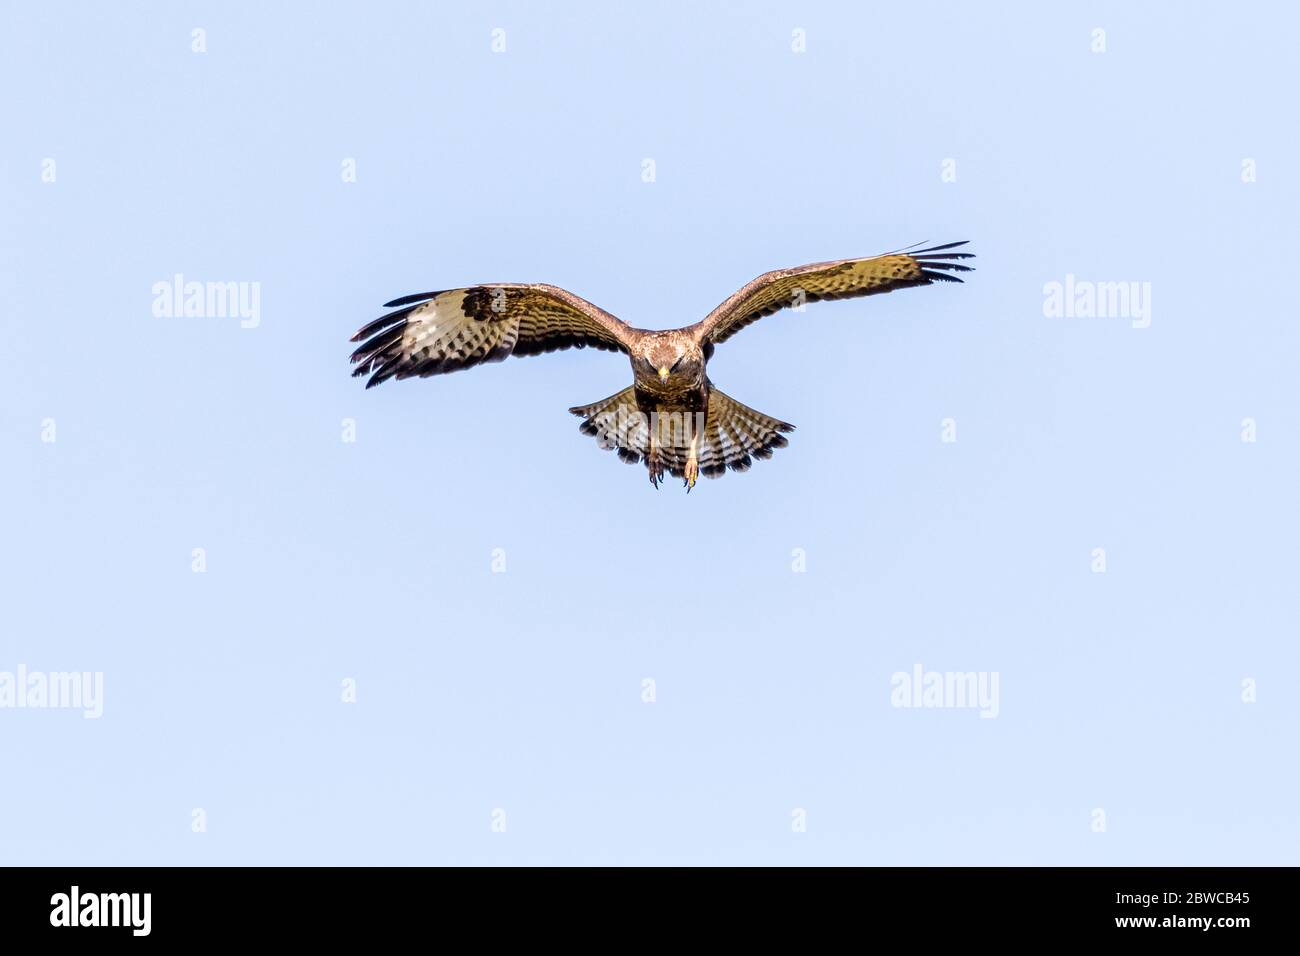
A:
[671,356,683,371]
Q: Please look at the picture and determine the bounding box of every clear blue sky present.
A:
[2,1,1296,865]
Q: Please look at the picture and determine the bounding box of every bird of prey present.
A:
[350,241,973,491]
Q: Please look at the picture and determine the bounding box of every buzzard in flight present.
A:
[350,242,973,491]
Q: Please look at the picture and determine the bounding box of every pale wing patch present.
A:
[351,284,629,388]
[397,292,517,378]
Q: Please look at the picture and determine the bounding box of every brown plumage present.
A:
[349,241,974,490]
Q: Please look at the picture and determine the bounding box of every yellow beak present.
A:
[658,366,670,382]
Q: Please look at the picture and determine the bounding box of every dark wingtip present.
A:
[915,260,974,273]
[919,239,969,252]
[382,291,439,308]
[893,239,972,258]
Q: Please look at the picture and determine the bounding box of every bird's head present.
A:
[634,330,707,387]
[636,336,702,388]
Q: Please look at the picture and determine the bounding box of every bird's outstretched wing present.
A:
[691,241,974,347]
[350,284,632,388]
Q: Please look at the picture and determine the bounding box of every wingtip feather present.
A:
[382,291,439,308]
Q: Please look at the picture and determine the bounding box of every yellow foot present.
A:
[684,458,698,492]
